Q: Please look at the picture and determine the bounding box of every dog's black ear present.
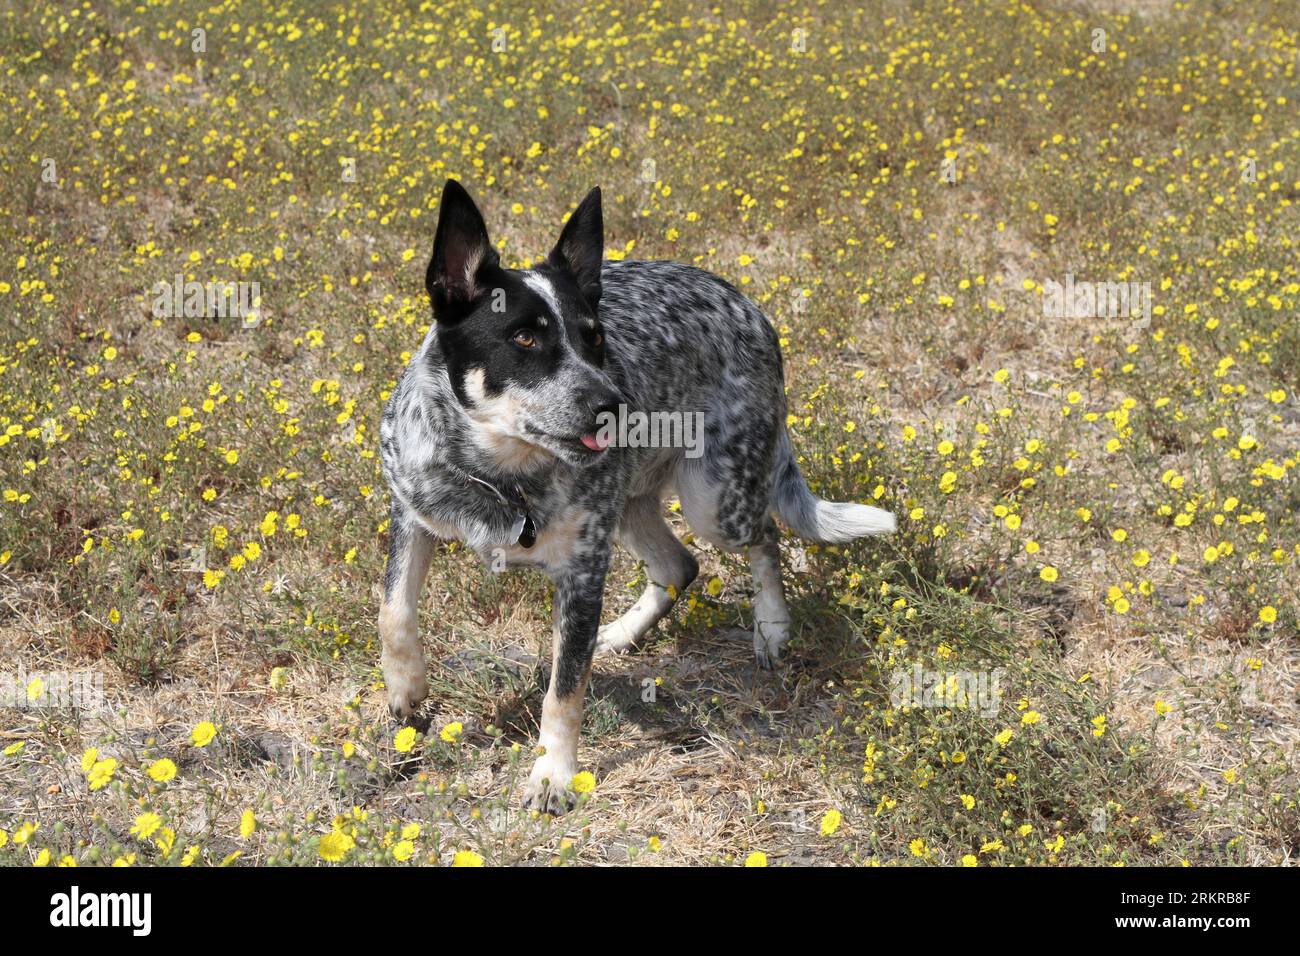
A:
[548,187,603,308]
[427,179,498,319]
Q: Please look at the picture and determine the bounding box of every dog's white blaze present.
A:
[523,271,563,320]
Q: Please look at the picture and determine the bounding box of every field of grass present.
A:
[1,0,1297,866]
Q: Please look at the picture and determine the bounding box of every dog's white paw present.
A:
[753,620,790,671]
[595,619,638,656]
[522,753,579,816]
[383,658,429,719]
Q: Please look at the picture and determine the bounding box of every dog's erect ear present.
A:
[427,179,498,318]
[548,187,603,308]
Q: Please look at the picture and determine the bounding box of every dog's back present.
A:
[595,259,784,490]
[598,258,895,542]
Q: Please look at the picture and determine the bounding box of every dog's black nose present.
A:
[586,390,623,430]
[592,397,621,423]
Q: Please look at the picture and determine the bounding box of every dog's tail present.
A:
[770,432,896,543]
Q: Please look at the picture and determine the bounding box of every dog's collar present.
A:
[450,465,537,549]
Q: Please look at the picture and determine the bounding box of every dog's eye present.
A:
[512,329,537,349]
[586,327,604,348]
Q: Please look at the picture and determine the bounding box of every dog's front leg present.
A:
[380,502,435,718]
[523,555,609,815]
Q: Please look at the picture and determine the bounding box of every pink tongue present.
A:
[580,432,610,452]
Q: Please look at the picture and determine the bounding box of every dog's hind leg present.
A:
[379,500,435,719]
[747,517,792,668]
[677,455,792,668]
[596,495,699,655]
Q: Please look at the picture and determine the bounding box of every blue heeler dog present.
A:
[379,180,896,813]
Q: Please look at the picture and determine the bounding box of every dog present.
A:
[378,180,896,813]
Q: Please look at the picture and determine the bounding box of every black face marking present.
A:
[433,268,611,409]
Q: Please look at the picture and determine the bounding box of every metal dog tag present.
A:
[512,511,537,549]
